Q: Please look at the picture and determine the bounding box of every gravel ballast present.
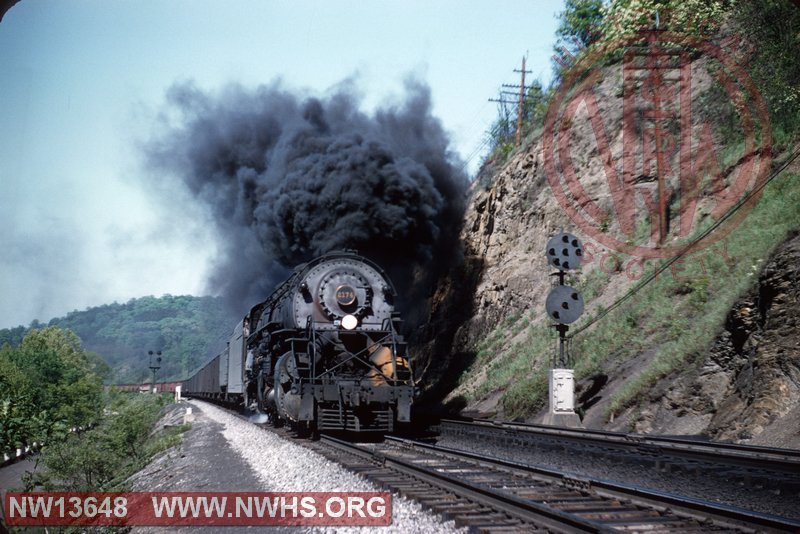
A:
[131,400,463,533]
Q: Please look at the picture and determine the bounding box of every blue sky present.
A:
[0,0,564,328]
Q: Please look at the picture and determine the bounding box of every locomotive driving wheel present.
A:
[256,370,281,427]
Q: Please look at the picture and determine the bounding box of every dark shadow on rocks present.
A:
[409,252,485,425]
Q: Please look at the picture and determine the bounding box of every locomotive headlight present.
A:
[341,314,358,330]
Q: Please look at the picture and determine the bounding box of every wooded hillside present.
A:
[0,295,232,383]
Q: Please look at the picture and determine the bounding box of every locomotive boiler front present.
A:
[289,256,395,331]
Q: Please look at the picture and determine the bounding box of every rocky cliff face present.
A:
[434,57,713,361]
[419,139,800,447]
[415,137,606,410]
[634,232,800,447]
[414,54,800,448]
[417,138,800,448]
[417,65,639,411]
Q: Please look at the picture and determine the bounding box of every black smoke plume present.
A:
[146,79,468,322]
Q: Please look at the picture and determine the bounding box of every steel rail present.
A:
[320,435,607,533]
[317,434,800,533]
[384,435,800,533]
[442,418,800,474]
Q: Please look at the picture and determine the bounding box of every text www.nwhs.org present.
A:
[5,492,392,526]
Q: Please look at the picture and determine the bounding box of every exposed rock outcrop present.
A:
[634,232,800,445]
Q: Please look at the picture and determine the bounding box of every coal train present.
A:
[113,381,183,393]
[183,251,415,434]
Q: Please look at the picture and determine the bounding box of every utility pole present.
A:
[489,55,534,147]
[514,56,531,147]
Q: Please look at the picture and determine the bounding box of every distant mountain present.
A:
[0,295,234,383]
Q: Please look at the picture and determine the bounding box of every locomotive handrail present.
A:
[381,315,411,381]
[312,335,383,378]
[312,331,402,384]
[307,315,317,379]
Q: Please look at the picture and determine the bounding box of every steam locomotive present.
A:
[183,251,415,434]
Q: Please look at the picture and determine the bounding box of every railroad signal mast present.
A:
[543,232,584,428]
[148,350,162,393]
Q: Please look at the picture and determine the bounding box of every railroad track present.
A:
[438,419,800,494]
[303,434,800,533]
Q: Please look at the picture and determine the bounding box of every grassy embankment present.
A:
[20,391,188,493]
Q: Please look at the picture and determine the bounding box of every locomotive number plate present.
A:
[335,285,357,306]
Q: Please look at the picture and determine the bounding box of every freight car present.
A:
[183,251,415,434]
[112,381,183,393]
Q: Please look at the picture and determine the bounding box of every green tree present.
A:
[521,80,550,137]
[555,0,605,54]
[600,0,725,41]
[0,327,107,451]
[0,325,26,347]
[552,0,605,81]
[729,0,800,135]
[0,347,39,450]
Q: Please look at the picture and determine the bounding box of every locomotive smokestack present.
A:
[146,78,468,321]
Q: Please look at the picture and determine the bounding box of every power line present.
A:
[460,137,492,175]
[489,100,523,105]
[453,100,496,176]
[489,56,536,147]
[568,144,800,339]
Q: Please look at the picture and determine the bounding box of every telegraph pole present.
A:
[489,56,534,147]
[514,56,531,147]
